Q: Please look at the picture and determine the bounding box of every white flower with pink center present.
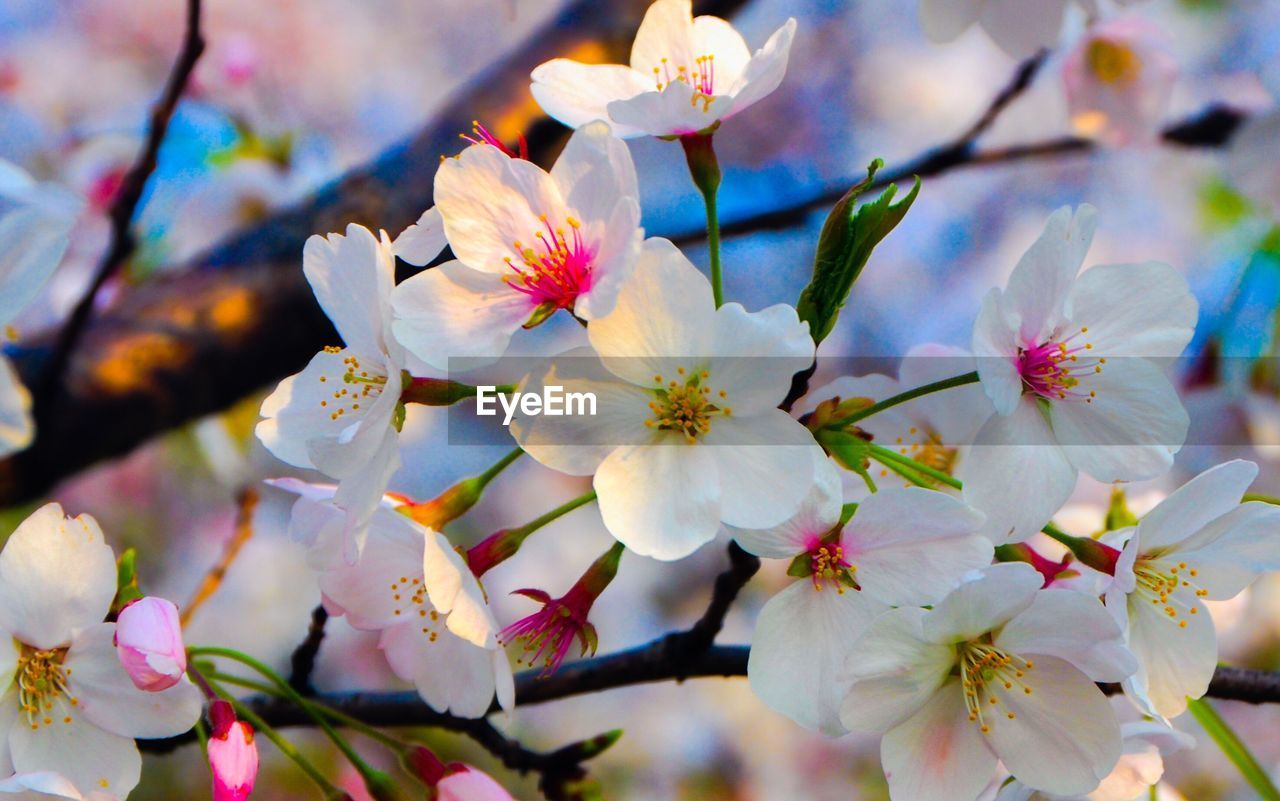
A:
[391,121,642,369]
[0,159,82,457]
[511,238,820,560]
[1100,460,1280,719]
[731,453,991,735]
[529,0,796,139]
[0,505,202,798]
[841,563,1137,801]
[256,223,407,561]
[1063,16,1178,148]
[966,205,1196,544]
[270,480,513,718]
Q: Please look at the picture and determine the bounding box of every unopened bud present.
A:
[114,597,187,691]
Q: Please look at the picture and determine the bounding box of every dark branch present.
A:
[287,604,329,696]
[39,0,205,410]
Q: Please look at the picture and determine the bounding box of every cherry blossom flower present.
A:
[0,772,117,801]
[967,205,1197,543]
[512,237,821,560]
[732,454,990,734]
[256,224,408,560]
[994,720,1194,801]
[405,747,516,801]
[113,597,187,692]
[840,563,1137,801]
[207,701,258,801]
[391,121,642,368]
[1063,17,1177,147]
[271,480,513,716]
[1101,460,1280,718]
[529,0,796,139]
[0,505,202,798]
[919,0,1147,59]
[0,159,82,457]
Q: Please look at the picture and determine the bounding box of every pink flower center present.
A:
[503,216,595,310]
[1017,326,1103,403]
[807,542,858,593]
[499,589,597,676]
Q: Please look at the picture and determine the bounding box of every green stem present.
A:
[208,670,404,752]
[521,490,597,533]
[1243,493,1280,505]
[191,647,395,796]
[704,186,723,307]
[1188,697,1280,801]
[189,663,345,799]
[476,447,523,489]
[838,371,981,427]
[467,489,598,575]
[868,443,962,490]
[681,133,724,307]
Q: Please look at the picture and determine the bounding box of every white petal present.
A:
[379,623,500,718]
[606,80,734,137]
[392,207,447,267]
[594,442,720,560]
[303,224,395,359]
[1004,205,1096,345]
[0,505,115,650]
[1122,591,1217,719]
[1052,360,1187,482]
[9,709,141,800]
[918,0,983,42]
[748,580,886,735]
[571,198,643,322]
[0,633,16,699]
[550,121,639,216]
[984,656,1121,797]
[0,193,78,326]
[435,144,565,275]
[729,451,842,558]
[972,289,1023,416]
[840,607,955,734]
[922,563,1042,644]
[327,423,402,560]
[900,343,993,444]
[587,238,714,385]
[689,13,751,83]
[62,624,201,739]
[1135,460,1258,553]
[1174,502,1280,598]
[960,398,1077,544]
[629,0,696,76]
[390,260,535,371]
[1065,262,1196,359]
[0,356,34,458]
[703,412,819,529]
[0,771,91,800]
[318,510,423,629]
[529,61,651,139]
[510,347,655,476]
[422,530,499,648]
[842,487,990,606]
[880,680,999,801]
[722,18,796,115]
[795,373,901,418]
[708,301,813,414]
[996,590,1136,682]
[978,0,1071,59]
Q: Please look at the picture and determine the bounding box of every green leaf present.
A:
[797,159,921,344]
[112,548,144,614]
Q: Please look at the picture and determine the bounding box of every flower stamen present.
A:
[646,369,731,443]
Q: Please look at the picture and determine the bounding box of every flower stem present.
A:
[867,443,961,489]
[838,371,981,427]
[191,646,397,799]
[468,489,598,576]
[1243,492,1280,505]
[681,133,724,307]
[477,447,524,488]
[1187,697,1280,801]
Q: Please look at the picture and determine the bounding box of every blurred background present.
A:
[2,0,1280,798]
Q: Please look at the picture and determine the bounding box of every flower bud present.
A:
[114,597,187,691]
[209,705,259,801]
[403,746,516,801]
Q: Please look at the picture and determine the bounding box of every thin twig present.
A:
[287,604,330,696]
[181,488,257,627]
[40,0,205,405]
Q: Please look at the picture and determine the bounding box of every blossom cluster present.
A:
[1,1,1278,800]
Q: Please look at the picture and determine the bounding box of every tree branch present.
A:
[39,0,205,410]
[287,604,329,696]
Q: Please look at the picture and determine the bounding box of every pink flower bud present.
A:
[209,717,259,801]
[437,766,517,801]
[114,597,187,691]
